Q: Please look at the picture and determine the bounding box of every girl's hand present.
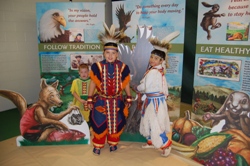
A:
[125,96,132,108]
[87,96,93,110]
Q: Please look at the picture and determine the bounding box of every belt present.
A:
[146,93,164,97]
[99,93,122,99]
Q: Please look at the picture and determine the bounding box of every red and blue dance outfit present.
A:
[89,59,130,148]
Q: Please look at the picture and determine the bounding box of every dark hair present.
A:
[75,55,81,58]
[151,49,166,60]
[104,42,118,47]
[104,42,118,52]
[76,33,82,37]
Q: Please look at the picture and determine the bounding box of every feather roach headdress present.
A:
[149,31,180,59]
[98,22,124,51]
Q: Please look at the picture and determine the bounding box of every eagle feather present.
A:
[98,22,124,45]
[149,31,180,53]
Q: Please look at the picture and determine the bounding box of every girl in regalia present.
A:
[87,23,132,155]
[136,31,180,157]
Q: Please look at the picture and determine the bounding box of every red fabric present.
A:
[93,134,120,148]
[47,129,86,142]
[20,106,40,135]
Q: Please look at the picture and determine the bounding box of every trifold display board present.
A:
[112,0,186,141]
[186,0,250,165]
[14,2,105,146]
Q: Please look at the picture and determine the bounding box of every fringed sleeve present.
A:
[89,63,101,89]
[123,106,129,118]
[121,64,130,90]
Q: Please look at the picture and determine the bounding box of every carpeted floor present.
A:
[0,137,201,166]
[0,103,201,166]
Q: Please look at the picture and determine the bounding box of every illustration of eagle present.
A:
[115,4,134,32]
[39,9,66,42]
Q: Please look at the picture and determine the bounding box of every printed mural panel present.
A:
[177,0,250,165]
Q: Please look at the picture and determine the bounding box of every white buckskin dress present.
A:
[137,64,171,149]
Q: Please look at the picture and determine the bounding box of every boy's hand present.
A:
[125,96,132,108]
[87,96,93,110]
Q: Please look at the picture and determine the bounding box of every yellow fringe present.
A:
[93,128,125,140]
[93,129,108,140]
[93,142,104,148]
[122,75,130,89]
[109,128,124,138]
[107,140,118,146]
[90,71,101,89]
[123,106,129,118]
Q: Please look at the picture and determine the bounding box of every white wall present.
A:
[0,0,112,112]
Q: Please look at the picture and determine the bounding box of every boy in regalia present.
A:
[87,23,132,155]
